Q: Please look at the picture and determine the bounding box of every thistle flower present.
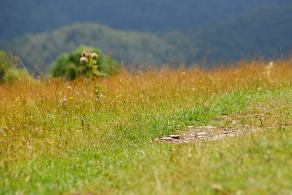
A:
[81,50,90,57]
[91,53,98,59]
[80,57,88,64]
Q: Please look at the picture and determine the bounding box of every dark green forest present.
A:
[1,0,292,70]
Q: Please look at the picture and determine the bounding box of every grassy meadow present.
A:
[0,61,292,194]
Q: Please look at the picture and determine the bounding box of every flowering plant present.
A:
[50,46,120,80]
[80,49,103,77]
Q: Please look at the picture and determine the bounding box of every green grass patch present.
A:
[1,87,291,194]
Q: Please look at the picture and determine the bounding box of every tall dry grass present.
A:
[0,61,291,166]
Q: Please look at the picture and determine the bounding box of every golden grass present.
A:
[0,61,291,165]
[1,60,292,194]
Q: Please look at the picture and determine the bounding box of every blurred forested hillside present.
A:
[1,23,188,70]
[1,0,292,70]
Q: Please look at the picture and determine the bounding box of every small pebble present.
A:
[196,132,206,137]
[169,135,180,139]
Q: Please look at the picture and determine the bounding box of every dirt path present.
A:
[154,108,292,144]
[154,124,263,144]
